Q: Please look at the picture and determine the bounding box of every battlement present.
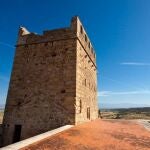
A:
[17,27,75,45]
[71,16,96,63]
[17,16,96,65]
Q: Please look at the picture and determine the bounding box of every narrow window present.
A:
[85,34,87,42]
[79,99,82,113]
[87,107,90,119]
[88,42,90,49]
[80,25,83,34]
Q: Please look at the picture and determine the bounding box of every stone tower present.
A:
[2,16,98,146]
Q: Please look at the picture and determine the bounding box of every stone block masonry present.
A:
[2,16,98,146]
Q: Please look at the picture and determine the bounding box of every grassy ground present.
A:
[100,107,150,120]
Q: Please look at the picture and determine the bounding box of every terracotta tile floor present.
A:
[21,119,150,150]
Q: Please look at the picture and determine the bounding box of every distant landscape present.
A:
[0,104,150,123]
[0,110,4,123]
[100,107,150,120]
[99,103,150,109]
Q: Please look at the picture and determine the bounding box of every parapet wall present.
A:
[1,125,73,150]
[71,16,96,66]
[17,16,96,68]
[17,28,75,45]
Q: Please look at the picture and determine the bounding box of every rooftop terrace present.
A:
[3,119,149,150]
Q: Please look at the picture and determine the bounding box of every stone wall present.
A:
[2,16,98,146]
[73,17,98,124]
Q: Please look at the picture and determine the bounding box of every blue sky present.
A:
[0,0,150,107]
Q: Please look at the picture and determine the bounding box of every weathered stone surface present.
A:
[2,16,98,146]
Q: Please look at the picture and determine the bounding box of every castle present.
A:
[2,16,98,146]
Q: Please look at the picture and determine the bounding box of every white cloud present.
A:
[120,62,150,66]
[98,90,150,97]
[98,91,111,97]
[0,42,15,48]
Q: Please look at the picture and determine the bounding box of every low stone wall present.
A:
[1,125,73,150]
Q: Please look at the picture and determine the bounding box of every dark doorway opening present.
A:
[87,107,90,120]
[13,125,22,143]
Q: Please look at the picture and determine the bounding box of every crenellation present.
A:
[71,16,96,65]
